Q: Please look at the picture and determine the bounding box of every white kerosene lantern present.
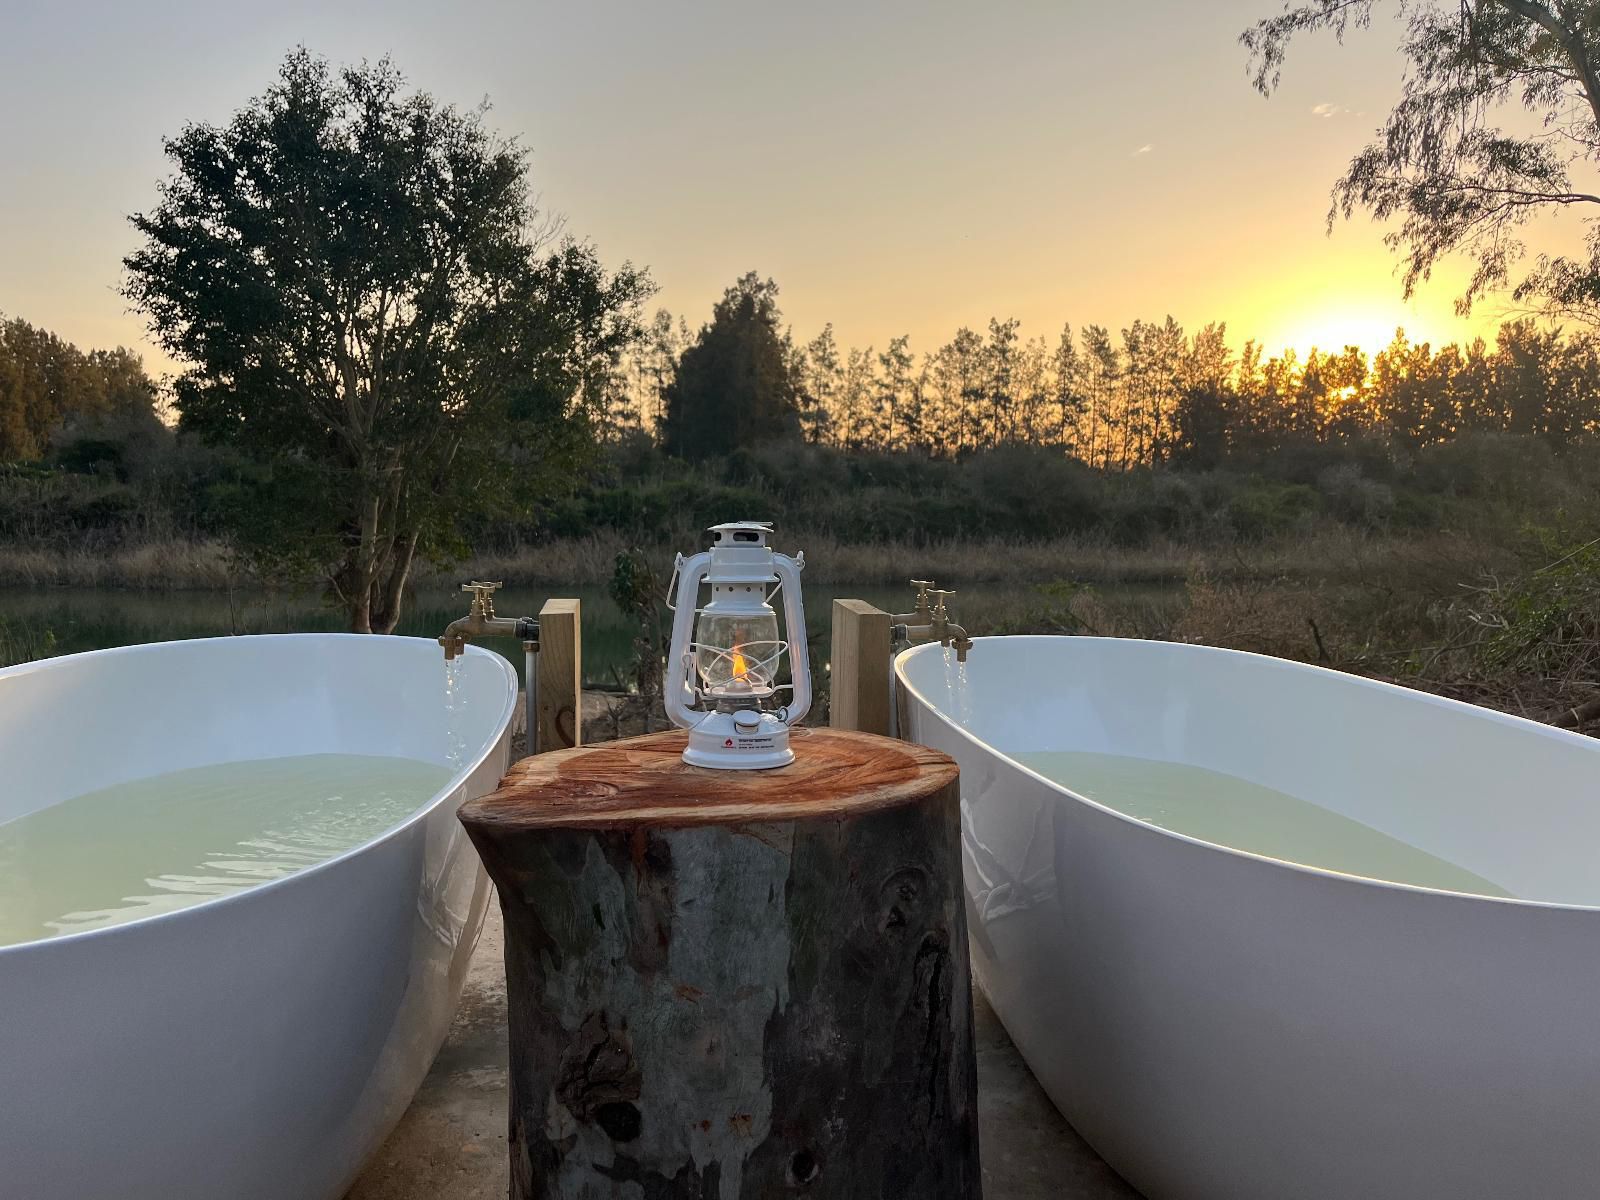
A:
[665,521,811,769]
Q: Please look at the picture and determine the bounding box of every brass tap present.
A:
[439,581,537,660]
[892,579,938,626]
[928,590,973,663]
[893,585,973,663]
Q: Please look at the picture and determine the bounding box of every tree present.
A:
[949,327,986,454]
[0,316,161,462]
[1080,324,1119,468]
[837,345,878,450]
[660,272,800,459]
[983,317,1021,447]
[876,334,915,448]
[643,309,682,435]
[799,324,842,446]
[1013,334,1052,446]
[123,50,651,632]
[1496,318,1558,435]
[1244,1,1600,322]
[1172,322,1236,466]
[1051,323,1089,451]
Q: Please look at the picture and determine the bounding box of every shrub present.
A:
[1317,464,1395,528]
[1224,482,1321,540]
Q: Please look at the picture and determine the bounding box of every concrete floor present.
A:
[346,905,1141,1200]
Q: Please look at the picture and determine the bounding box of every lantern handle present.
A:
[773,552,811,727]
[664,551,710,731]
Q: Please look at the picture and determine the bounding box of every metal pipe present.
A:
[523,640,539,758]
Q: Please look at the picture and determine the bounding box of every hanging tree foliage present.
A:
[1243,0,1600,323]
[124,49,652,632]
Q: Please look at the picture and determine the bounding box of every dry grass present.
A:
[444,526,1516,590]
[0,518,1519,595]
[0,539,238,589]
[2,524,1592,735]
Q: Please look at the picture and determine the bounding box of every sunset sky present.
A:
[0,0,1558,374]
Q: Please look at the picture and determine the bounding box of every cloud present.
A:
[1132,144,1153,156]
[1312,102,1348,118]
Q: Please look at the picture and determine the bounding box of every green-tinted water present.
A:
[1013,750,1513,898]
[0,753,453,949]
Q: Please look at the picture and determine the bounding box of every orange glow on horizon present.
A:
[1229,256,1499,365]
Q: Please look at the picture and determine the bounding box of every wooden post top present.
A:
[459,727,958,832]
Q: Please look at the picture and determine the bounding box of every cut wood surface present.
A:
[462,726,957,830]
[459,728,982,1199]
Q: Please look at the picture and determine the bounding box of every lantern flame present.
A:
[731,647,749,679]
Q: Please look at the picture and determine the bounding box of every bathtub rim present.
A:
[897,634,1600,914]
[0,632,517,959]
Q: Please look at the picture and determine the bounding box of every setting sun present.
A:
[1234,256,1495,363]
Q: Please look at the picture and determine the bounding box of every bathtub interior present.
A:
[900,635,1600,906]
[0,635,515,827]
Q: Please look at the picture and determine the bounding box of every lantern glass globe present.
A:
[694,609,782,692]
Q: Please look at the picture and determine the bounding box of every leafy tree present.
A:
[660,273,800,459]
[946,327,986,454]
[123,49,651,631]
[838,345,877,450]
[1496,318,1559,435]
[0,317,161,462]
[1322,345,1373,440]
[1172,378,1239,467]
[1051,323,1089,450]
[1244,1,1600,321]
[876,334,915,447]
[1080,324,1119,468]
[1013,334,1053,446]
[1173,324,1238,467]
[799,324,842,446]
[983,317,1021,447]
[643,309,683,434]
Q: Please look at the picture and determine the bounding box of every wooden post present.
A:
[459,729,981,1200]
[829,599,893,736]
[537,598,581,751]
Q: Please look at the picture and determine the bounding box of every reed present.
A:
[0,540,236,590]
[0,526,1516,594]
[449,526,1513,590]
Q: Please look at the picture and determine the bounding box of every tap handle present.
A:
[909,578,935,591]
[927,588,956,616]
[462,580,503,615]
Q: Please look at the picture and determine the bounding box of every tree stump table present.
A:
[459,727,982,1200]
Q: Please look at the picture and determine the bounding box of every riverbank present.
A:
[4,525,1594,738]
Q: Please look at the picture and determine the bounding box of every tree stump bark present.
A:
[459,728,981,1200]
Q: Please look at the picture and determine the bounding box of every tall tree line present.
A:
[606,292,1600,465]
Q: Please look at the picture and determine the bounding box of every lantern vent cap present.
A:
[708,520,774,538]
[704,519,781,585]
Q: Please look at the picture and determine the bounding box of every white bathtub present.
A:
[897,635,1600,1200]
[0,634,517,1200]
